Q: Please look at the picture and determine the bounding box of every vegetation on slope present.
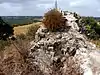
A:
[2,16,42,27]
[14,22,41,35]
[0,17,14,40]
[0,16,14,50]
[79,17,100,40]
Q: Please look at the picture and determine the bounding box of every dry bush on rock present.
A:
[43,9,66,31]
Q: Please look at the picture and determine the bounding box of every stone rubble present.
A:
[29,12,100,75]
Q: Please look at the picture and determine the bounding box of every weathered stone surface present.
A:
[29,11,100,75]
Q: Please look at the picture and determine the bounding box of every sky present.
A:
[0,0,100,16]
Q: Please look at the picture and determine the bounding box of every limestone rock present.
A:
[29,11,100,75]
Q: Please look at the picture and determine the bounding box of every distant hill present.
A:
[1,16,43,26]
[93,17,100,21]
[2,16,100,27]
[82,16,100,21]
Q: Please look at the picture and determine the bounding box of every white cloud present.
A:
[0,3,22,16]
[0,0,100,16]
[69,0,83,7]
[37,4,53,9]
[97,9,100,12]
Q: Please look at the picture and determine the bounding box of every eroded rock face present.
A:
[29,12,100,75]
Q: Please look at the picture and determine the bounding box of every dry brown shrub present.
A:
[43,9,66,31]
[0,44,26,75]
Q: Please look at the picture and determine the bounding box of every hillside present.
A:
[0,10,100,75]
[14,22,42,35]
[1,16,42,26]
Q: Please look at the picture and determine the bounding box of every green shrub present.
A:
[80,17,100,40]
[95,24,100,35]
[26,24,40,40]
[0,17,14,40]
[43,9,66,31]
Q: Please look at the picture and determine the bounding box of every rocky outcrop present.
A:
[29,12,100,75]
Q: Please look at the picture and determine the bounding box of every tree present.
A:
[80,17,100,39]
[0,17,14,40]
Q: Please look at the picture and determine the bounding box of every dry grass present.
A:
[14,22,42,35]
[0,44,25,75]
[0,39,30,75]
[0,38,45,75]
